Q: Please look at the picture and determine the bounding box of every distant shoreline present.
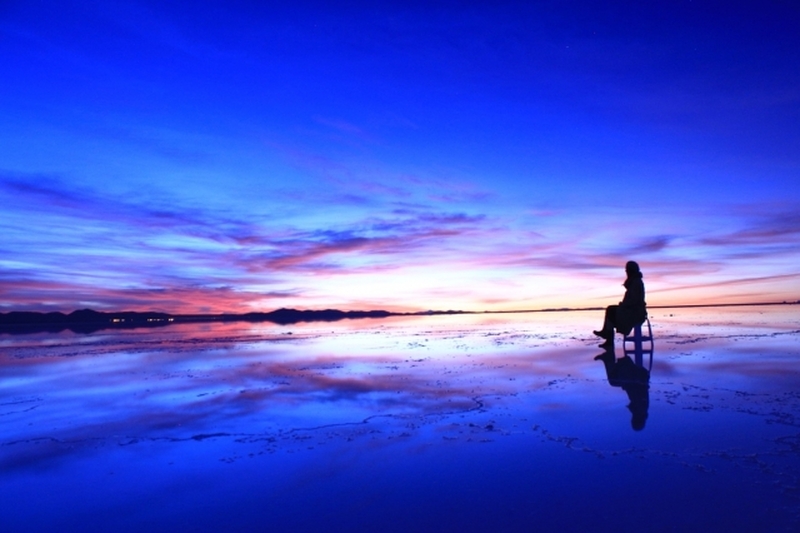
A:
[0,307,461,334]
[0,301,797,335]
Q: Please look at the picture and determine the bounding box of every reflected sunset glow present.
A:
[2,308,799,531]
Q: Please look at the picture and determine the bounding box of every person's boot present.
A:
[594,350,614,361]
[598,337,614,350]
[593,328,612,339]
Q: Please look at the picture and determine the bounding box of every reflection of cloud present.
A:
[3,308,799,474]
[0,337,495,471]
[1,311,604,466]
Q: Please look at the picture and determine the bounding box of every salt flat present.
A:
[1,306,798,532]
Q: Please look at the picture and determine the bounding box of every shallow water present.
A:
[1,307,799,532]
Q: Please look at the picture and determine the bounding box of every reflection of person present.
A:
[595,350,650,430]
[593,261,647,349]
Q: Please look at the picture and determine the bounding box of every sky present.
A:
[1,0,799,314]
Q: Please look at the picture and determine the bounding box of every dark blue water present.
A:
[2,308,798,531]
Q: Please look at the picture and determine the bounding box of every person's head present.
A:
[628,397,649,431]
[631,410,648,431]
[625,260,642,278]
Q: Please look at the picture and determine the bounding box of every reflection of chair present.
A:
[624,317,654,370]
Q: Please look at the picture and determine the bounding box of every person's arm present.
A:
[621,280,644,307]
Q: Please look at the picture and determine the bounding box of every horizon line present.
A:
[2,300,798,319]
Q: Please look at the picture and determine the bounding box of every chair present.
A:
[623,317,654,370]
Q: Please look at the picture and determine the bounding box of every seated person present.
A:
[593,261,647,348]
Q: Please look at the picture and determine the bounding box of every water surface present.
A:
[2,307,799,531]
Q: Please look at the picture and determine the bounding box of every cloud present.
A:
[4,166,800,313]
[85,124,211,164]
[697,209,800,257]
[0,172,255,240]
[647,272,800,295]
[620,235,674,255]
[240,212,488,273]
[0,171,505,311]
[0,277,269,314]
[264,136,495,207]
[312,115,370,139]
[0,336,502,471]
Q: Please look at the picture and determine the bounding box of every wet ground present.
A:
[1,306,799,532]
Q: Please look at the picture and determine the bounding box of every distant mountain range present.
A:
[2,301,796,335]
[0,307,467,334]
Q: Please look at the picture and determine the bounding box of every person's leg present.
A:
[594,348,617,378]
[594,305,619,339]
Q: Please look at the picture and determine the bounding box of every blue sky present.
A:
[1,1,799,313]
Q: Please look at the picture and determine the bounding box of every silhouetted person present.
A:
[594,349,650,430]
[593,261,647,349]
